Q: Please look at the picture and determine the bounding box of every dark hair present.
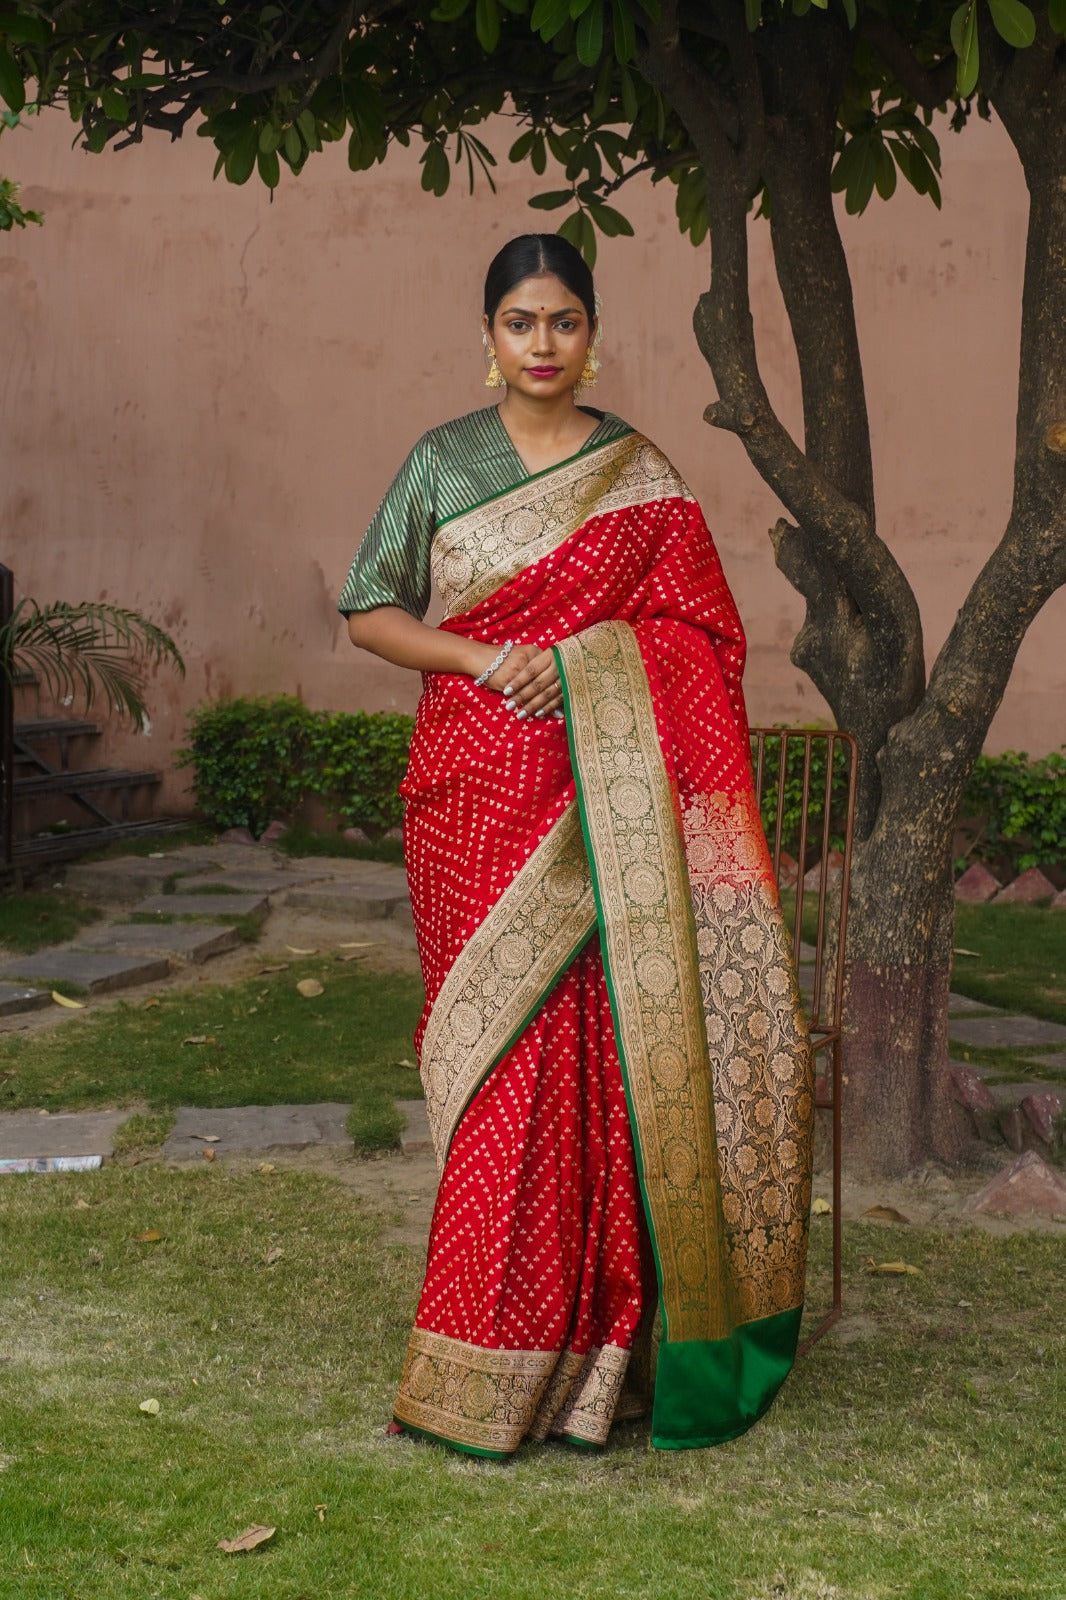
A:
[484,233,596,329]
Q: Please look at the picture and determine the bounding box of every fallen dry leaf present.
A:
[189,1133,221,1143]
[286,945,316,955]
[51,991,85,1009]
[264,1246,283,1266]
[334,952,367,963]
[257,1162,276,1174]
[143,997,161,1010]
[395,1059,418,1070]
[811,1197,832,1216]
[139,1398,161,1415]
[865,1259,922,1276]
[203,1148,216,1163]
[314,1504,327,1523]
[182,1035,218,1047]
[296,978,324,998]
[73,1197,91,1210]
[953,947,981,957]
[217,1525,276,1555]
[337,941,377,949]
[863,1204,911,1224]
[258,964,289,975]
[133,1229,164,1243]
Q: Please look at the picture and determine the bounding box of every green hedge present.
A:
[177,696,414,841]
[179,699,1066,875]
[959,748,1066,875]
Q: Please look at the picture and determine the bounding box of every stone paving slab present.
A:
[397,1098,432,1157]
[176,870,309,896]
[1028,1052,1066,1075]
[0,1107,127,1159]
[63,856,182,902]
[163,1102,352,1159]
[948,1014,1066,1048]
[281,876,410,920]
[71,921,242,963]
[133,892,269,922]
[983,1079,1062,1107]
[0,981,52,1017]
[947,994,999,1016]
[0,949,171,994]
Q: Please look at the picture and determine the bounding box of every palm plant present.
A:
[0,599,185,729]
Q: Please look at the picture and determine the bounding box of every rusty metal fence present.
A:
[0,565,13,875]
[750,726,858,1354]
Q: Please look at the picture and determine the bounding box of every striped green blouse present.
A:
[338,403,632,618]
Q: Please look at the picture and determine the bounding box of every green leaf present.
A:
[509,129,536,161]
[557,209,585,250]
[839,0,856,25]
[0,43,26,114]
[986,0,1036,46]
[950,1,980,96]
[744,0,762,27]
[420,139,450,195]
[225,126,258,186]
[476,0,501,50]
[874,142,896,200]
[576,0,605,61]
[579,207,597,267]
[0,11,50,47]
[1050,0,1066,36]
[430,0,471,17]
[101,87,129,124]
[589,201,634,236]
[285,124,302,164]
[611,0,636,60]
[257,147,280,188]
[259,122,280,154]
[528,188,574,208]
[619,63,639,121]
[531,0,570,37]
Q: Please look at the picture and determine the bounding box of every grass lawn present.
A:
[0,891,102,955]
[952,903,1066,1025]
[0,958,425,1151]
[0,1165,1062,1600]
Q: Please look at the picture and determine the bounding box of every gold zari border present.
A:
[557,623,730,1343]
[419,803,596,1167]
[432,434,690,620]
[396,1330,633,1454]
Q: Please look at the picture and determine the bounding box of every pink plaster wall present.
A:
[1,108,1062,818]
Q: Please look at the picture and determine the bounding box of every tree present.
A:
[3,0,1065,1173]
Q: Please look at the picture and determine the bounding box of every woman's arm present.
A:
[347,606,563,715]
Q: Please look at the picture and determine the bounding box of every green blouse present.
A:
[337,403,632,619]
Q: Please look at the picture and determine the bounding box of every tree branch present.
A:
[857,14,955,111]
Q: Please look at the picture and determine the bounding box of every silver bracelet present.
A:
[473,639,514,688]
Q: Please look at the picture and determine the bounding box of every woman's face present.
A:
[484,272,594,399]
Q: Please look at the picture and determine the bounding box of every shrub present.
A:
[310,709,415,841]
[178,696,315,837]
[178,696,414,842]
[959,748,1066,875]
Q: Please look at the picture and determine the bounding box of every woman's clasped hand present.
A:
[483,641,565,721]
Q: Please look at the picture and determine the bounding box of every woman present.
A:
[340,234,813,1456]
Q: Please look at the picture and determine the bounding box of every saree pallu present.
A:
[394,434,814,1455]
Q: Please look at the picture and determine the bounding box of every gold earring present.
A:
[577,347,598,391]
[485,348,505,389]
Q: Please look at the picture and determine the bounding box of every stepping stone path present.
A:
[0,1108,128,1173]
[164,1103,353,1160]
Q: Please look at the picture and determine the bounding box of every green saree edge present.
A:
[650,1305,804,1450]
[394,1418,512,1461]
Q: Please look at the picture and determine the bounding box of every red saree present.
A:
[394,433,813,1455]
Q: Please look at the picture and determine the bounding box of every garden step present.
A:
[0,949,171,994]
[13,767,161,799]
[281,869,410,922]
[1028,1052,1066,1075]
[0,1107,128,1173]
[71,921,242,964]
[397,1098,432,1157]
[948,1014,1066,1049]
[162,1102,352,1159]
[176,869,315,896]
[64,856,186,902]
[133,892,270,922]
[0,981,53,1017]
[947,994,1000,1016]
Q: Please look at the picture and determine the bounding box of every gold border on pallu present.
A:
[556,623,732,1344]
[419,803,597,1168]
[432,433,692,621]
[395,1330,634,1453]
